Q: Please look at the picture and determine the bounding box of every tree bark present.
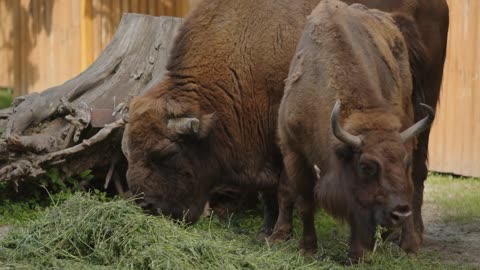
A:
[0,14,183,186]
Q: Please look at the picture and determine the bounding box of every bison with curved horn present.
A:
[273,0,436,262]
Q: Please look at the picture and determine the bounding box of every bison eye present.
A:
[358,159,379,179]
[148,143,179,163]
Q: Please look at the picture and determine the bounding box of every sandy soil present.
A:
[422,200,480,267]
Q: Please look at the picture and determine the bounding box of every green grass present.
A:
[0,200,41,226]
[0,175,478,269]
[0,87,13,109]
[425,174,480,223]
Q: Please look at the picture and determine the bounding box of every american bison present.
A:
[273,0,435,261]
[125,0,320,236]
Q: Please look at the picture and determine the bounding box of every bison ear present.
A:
[167,113,216,138]
[168,117,200,135]
[198,113,216,138]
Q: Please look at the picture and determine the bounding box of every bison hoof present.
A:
[299,237,318,256]
[255,227,273,242]
[344,257,362,265]
[400,231,420,255]
[267,229,292,244]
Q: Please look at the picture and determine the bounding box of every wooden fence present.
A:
[0,0,478,176]
[428,0,480,177]
[0,0,201,95]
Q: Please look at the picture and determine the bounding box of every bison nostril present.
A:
[390,204,412,223]
[395,204,410,214]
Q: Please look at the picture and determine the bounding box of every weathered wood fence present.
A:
[0,0,201,95]
[0,0,478,176]
[428,0,480,177]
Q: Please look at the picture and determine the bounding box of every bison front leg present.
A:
[255,191,279,241]
[399,215,420,255]
[347,212,375,264]
[297,191,317,255]
[412,135,429,242]
[274,150,317,254]
[347,231,367,264]
[268,171,294,243]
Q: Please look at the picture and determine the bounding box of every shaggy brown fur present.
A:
[273,0,433,262]
[126,0,320,234]
[340,0,449,243]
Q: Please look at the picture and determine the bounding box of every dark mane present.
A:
[392,13,429,118]
[166,20,195,74]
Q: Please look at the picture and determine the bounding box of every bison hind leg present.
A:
[255,191,279,241]
[267,171,296,244]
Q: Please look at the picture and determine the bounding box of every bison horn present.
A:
[331,100,362,148]
[400,103,435,143]
[168,117,200,135]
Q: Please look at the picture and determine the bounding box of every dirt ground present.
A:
[422,200,480,267]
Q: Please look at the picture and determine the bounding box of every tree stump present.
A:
[0,14,183,190]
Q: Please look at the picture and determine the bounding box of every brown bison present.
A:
[270,0,448,255]
[339,0,449,246]
[125,0,320,235]
[273,0,435,261]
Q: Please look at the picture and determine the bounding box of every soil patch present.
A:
[422,199,480,267]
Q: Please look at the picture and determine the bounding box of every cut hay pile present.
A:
[0,193,327,269]
[0,193,455,270]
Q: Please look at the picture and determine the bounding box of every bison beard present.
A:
[273,0,437,262]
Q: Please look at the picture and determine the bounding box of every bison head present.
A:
[330,100,434,231]
[125,95,217,224]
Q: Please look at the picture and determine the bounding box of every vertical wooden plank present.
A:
[0,0,21,94]
[189,0,202,12]
[180,0,191,16]
[101,0,109,53]
[164,0,174,16]
[92,0,102,59]
[14,0,22,94]
[108,0,116,46]
[175,0,183,16]
[71,0,83,79]
[147,0,157,15]
[130,0,138,13]
[114,0,122,28]
[19,0,29,94]
[157,0,165,16]
[121,0,129,15]
[81,0,94,71]
[139,0,147,14]
[459,0,469,173]
[59,0,68,90]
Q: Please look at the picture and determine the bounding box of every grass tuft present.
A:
[425,174,480,223]
[0,193,327,269]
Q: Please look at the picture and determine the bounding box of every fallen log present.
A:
[0,14,183,187]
